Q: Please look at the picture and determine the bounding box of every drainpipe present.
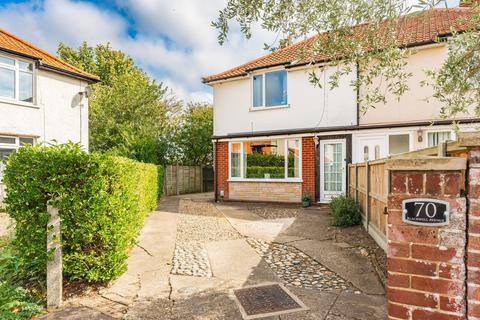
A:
[214,139,218,202]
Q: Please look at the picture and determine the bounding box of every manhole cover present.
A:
[233,283,308,319]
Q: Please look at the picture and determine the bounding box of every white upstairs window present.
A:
[252,70,288,108]
[0,55,34,104]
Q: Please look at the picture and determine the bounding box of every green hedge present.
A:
[246,166,296,179]
[2,143,158,285]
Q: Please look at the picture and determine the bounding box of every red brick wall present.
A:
[214,141,229,200]
[387,169,467,320]
[302,137,316,201]
[468,148,480,319]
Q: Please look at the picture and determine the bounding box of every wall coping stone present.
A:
[386,157,466,171]
[458,132,480,147]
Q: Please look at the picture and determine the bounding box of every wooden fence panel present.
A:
[164,165,205,196]
[348,160,388,251]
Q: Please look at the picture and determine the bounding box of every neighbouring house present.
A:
[0,29,99,203]
[203,4,479,204]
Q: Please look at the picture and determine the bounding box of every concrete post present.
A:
[47,205,62,310]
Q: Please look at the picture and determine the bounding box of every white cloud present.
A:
[0,0,277,103]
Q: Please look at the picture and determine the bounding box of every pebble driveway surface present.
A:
[38,193,387,320]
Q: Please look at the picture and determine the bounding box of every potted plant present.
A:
[301,192,311,208]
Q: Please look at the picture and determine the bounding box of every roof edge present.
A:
[39,62,100,83]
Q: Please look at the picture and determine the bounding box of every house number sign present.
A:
[402,198,449,226]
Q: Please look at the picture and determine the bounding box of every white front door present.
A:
[320,139,346,202]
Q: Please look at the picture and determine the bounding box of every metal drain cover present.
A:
[233,283,308,319]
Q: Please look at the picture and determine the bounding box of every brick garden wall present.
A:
[468,148,480,319]
[386,158,467,320]
[229,181,302,203]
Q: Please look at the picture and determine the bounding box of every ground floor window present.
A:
[0,135,35,179]
[389,134,410,155]
[427,131,452,147]
[229,138,301,180]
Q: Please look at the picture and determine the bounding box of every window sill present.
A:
[228,178,302,183]
[249,104,290,112]
[0,98,38,109]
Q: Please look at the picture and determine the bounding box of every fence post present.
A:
[365,161,370,232]
[355,164,359,201]
[47,204,62,310]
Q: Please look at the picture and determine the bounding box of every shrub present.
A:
[157,166,165,197]
[3,143,158,287]
[329,195,362,227]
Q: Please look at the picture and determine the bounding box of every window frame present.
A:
[387,132,412,156]
[228,138,303,182]
[425,129,455,148]
[0,53,36,106]
[250,69,289,110]
[0,135,35,180]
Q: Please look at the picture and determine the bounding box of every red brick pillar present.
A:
[302,136,315,201]
[215,141,229,201]
[386,158,467,320]
[468,148,480,318]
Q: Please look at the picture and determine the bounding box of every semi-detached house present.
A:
[203,5,479,204]
[0,29,99,202]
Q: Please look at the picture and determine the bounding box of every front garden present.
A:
[0,143,161,319]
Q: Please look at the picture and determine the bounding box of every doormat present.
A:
[232,283,309,319]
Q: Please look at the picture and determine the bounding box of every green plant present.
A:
[329,195,362,227]
[302,192,311,203]
[2,143,158,289]
[157,165,165,198]
[0,239,43,320]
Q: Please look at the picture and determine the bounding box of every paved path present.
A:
[40,193,386,319]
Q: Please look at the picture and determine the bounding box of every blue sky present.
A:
[0,0,461,103]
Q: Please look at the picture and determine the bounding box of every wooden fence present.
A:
[164,165,207,196]
[348,159,389,251]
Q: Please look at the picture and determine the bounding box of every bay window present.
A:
[252,70,287,108]
[0,55,34,103]
[229,138,301,180]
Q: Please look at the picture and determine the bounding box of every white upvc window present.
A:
[0,54,34,104]
[252,69,288,108]
[229,138,302,182]
[427,130,454,147]
[388,133,411,155]
[0,136,35,180]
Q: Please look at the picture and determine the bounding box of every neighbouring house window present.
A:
[374,145,380,160]
[230,138,301,180]
[252,70,287,107]
[427,131,452,147]
[389,134,410,155]
[363,146,369,161]
[0,136,35,180]
[0,55,34,103]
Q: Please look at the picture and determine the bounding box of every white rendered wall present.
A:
[212,65,357,137]
[0,69,89,150]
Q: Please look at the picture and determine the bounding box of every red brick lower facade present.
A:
[214,136,317,203]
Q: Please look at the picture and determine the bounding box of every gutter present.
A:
[212,118,480,140]
[38,62,100,83]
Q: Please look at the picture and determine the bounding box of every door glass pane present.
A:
[324,143,342,192]
[19,71,33,103]
[265,70,287,106]
[428,132,451,147]
[287,139,300,178]
[252,74,263,107]
[0,67,15,99]
[389,134,410,155]
[230,143,241,178]
[244,139,285,179]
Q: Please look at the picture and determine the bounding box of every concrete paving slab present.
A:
[204,239,264,281]
[35,306,117,320]
[326,291,387,319]
[280,287,338,320]
[274,210,335,242]
[293,239,385,295]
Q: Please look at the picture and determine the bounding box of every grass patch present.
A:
[0,237,44,320]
